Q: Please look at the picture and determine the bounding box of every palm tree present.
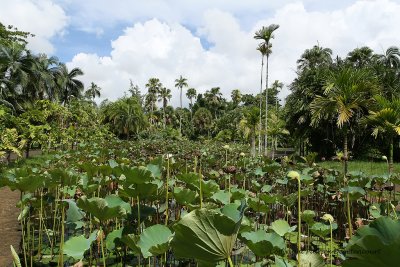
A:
[377,46,400,69]
[297,45,333,71]
[56,63,84,105]
[145,78,162,124]
[103,97,146,140]
[204,87,223,119]
[271,80,283,111]
[231,89,242,107]
[175,75,188,133]
[239,106,260,157]
[31,54,60,101]
[346,46,373,68]
[85,82,101,102]
[186,87,196,117]
[254,24,279,156]
[364,96,400,174]
[255,43,269,155]
[310,66,378,174]
[0,42,35,109]
[158,87,172,128]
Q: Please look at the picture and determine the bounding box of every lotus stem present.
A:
[20,203,27,267]
[58,203,65,267]
[137,195,141,233]
[297,178,301,266]
[38,189,43,258]
[329,221,333,266]
[228,256,234,267]
[165,156,170,225]
[199,156,203,208]
[100,225,107,267]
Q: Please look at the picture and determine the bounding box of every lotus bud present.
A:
[312,163,317,167]
[240,152,245,157]
[382,155,388,161]
[223,144,230,150]
[287,171,300,180]
[322,213,334,223]
[165,153,173,159]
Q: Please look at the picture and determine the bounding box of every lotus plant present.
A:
[288,170,301,265]
[322,213,335,266]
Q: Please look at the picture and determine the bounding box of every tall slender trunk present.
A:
[259,55,264,155]
[251,132,256,157]
[179,88,182,134]
[343,128,348,175]
[264,53,269,156]
[389,137,394,174]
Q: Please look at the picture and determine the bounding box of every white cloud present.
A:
[0,0,68,54]
[66,0,400,106]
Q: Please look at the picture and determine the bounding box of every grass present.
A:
[318,160,399,176]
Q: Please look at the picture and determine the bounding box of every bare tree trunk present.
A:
[251,133,256,157]
[264,53,269,156]
[389,137,394,174]
[259,56,264,155]
[344,128,348,175]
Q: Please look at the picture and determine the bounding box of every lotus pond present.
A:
[1,138,399,267]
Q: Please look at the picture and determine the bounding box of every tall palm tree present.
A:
[310,66,378,174]
[254,24,279,156]
[158,87,172,129]
[377,46,400,69]
[239,106,260,157]
[175,75,188,134]
[30,54,60,101]
[186,87,196,117]
[271,80,283,111]
[204,87,223,119]
[0,42,35,109]
[297,45,333,71]
[85,82,101,102]
[364,96,400,174]
[56,63,84,105]
[145,78,162,125]
[256,43,269,154]
[231,89,242,107]
[346,46,373,68]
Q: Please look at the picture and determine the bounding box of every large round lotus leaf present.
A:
[310,222,337,237]
[64,231,97,260]
[211,190,231,205]
[106,228,123,251]
[301,210,316,225]
[173,187,197,205]
[298,252,324,267]
[271,219,295,237]
[240,230,285,257]
[172,208,244,265]
[343,216,400,267]
[104,195,131,214]
[123,166,154,185]
[340,186,366,200]
[77,195,128,221]
[176,173,219,197]
[137,224,173,258]
[273,256,294,267]
[121,234,141,255]
[119,182,158,199]
[64,199,85,223]
[248,197,268,213]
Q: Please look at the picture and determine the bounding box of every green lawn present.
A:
[318,160,399,176]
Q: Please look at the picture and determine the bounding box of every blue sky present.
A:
[1,0,400,105]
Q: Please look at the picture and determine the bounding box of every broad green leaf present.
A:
[298,252,324,267]
[343,216,400,267]
[64,231,98,260]
[77,195,128,221]
[137,224,173,258]
[271,219,292,236]
[172,207,244,265]
[240,230,285,257]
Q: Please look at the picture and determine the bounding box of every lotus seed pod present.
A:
[287,170,300,180]
[322,213,334,223]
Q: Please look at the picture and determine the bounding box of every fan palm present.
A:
[239,106,260,157]
[145,78,161,124]
[254,24,279,156]
[364,96,400,174]
[310,66,378,174]
[158,87,171,128]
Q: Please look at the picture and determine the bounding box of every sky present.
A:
[1,0,400,106]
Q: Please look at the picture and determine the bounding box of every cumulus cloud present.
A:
[0,0,68,54]
[66,0,400,106]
